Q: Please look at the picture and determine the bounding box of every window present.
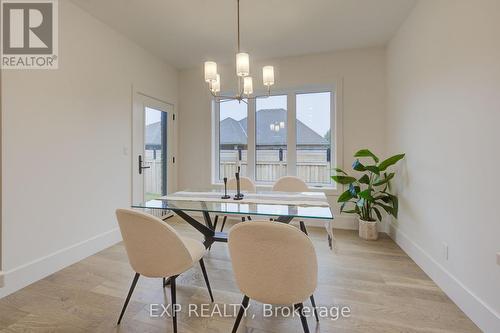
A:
[218,99,247,180]
[213,87,337,188]
[296,92,332,185]
[256,95,287,182]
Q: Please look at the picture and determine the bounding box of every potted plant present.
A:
[332,149,405,240]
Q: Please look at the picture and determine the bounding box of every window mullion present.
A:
[287,93,297,176]
[247,99,256,181]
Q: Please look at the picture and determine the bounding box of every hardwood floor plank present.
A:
[0,217,480,333]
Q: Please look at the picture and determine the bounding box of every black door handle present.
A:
[138,155,150,174]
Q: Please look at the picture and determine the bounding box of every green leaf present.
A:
[365,165,380,175]
[373,173,394,186]
[338,189,354,202]
[342,210,357,214]
[332,175,357,184]
[379,153,405,171]
[373,207,382,221]
[352,159,366,171]
[349,184,360,196]
[375,203,395,216]
[358,189,374,201]
[334,168,347,175]
[354,149,379,163]
[359,174,370,184]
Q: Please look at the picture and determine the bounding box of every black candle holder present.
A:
[221,177,230,199]
[234,172,244,200]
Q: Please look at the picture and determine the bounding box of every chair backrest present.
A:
[272,176,309,192]
[227,176,257,192]
[116,209,193,278]
[228,221,318,305]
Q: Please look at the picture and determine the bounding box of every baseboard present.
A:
[388,223,500,332]
[0,271,4,288]
[0,228,122,298]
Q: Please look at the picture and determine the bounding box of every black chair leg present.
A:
[299,221,309,235]
[220,216,227,232]
[310,295,319,322]
[170,275,179,333]
[247,216,252,220]
[199,259,214,302]
[232,295,250,333]
[213,215,219,230]
[294,303,310,333]
[241,216,246,222]
[117,273,140,325]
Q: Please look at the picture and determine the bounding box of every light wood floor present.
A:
[0,217,480,333]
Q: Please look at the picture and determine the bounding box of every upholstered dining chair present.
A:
[214,176,257,232]
[228,221,318,333]
[115,209,214,333]
[272,176,309,232]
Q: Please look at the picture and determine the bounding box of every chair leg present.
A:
[170,275,179,333]
[117,273,140,325]
[220,216,227,232]
[241,216,246,222]
[213,215,219,230]
[232,295,250,333]
[310,295,319,322]
[294,303,310,333]
[299,221,309,235]
[199,259,214,302]
[247,216,252,220]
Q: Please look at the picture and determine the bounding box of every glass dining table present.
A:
[132,189,334,249]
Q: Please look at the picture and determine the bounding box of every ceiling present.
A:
[71,0,416,69]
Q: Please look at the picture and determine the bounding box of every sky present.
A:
[145,107,163,125]
[220,92,331,136]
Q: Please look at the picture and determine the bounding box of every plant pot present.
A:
[358,219,378,240]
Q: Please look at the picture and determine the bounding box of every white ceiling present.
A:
[71,0,416,69]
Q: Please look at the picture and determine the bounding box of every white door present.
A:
[132,93,175,212]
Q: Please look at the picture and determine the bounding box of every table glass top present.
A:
[132,189,334,220]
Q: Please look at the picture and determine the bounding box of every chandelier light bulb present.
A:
[243,76,253,95]
[270,123,275,131]
[263,66,275,86]
[204,61,217,82]
[211,74,220,93]
[279,121,285,129]
[236,53,250,77]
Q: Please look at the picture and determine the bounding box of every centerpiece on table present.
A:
[332,149,405,240]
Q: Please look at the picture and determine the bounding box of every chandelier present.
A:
[203,0,275,102]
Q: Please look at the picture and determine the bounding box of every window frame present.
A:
[211,80,343,195]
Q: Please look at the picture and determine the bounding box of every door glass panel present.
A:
[144,107,167,200]
[296,92,332,185]
[219,99,248,180]
[256,95,287,182]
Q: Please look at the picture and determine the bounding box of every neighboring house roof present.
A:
[220,117,248,146]
[220,108,329,146]
[146,108,329,147]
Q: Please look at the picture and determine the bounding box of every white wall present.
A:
[178,47,387,229]
[387,0,500,331]
[0,1,178,296]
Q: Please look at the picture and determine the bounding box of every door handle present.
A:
[138,155,150,174]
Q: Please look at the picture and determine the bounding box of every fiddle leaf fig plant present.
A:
[332,149,405,222]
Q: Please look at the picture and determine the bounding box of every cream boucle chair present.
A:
[215,176,257,232]
[228,221,318,333]
[115,209,214,333]
[272,176,320,321]
[272,176,309,193]
[272,176,311,233]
